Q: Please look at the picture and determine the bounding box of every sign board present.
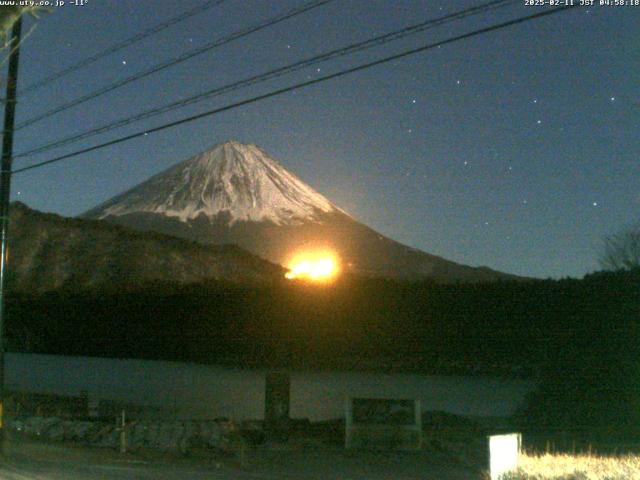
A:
[345,398,421,449]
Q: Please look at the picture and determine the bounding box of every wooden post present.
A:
[0,14,22,457]
[264,371,290,442]
[119,409,126,453]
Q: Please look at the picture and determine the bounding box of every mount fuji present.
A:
[84,141,518,282]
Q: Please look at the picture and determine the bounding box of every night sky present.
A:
[8,0,639,279]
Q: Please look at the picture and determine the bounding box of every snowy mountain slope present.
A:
[85,141,521,282]
[86,141,343,226]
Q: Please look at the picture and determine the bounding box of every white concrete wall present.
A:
[5,353,265,420]
[290,371,534,421]
[6,353,534,421]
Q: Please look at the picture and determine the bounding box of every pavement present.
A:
[0,460,268,480]
[0,438,257,480]
[0,435,485,479]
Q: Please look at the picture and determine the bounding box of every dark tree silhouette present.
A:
[599,223,640,271]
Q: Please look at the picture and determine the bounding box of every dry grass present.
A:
[501,452,640,479]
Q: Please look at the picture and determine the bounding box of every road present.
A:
[0,436,483,479]
[0,459,260,480]
[1,439,260,480]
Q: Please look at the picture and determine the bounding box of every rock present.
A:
[23,416,47,436]
[63,420,93,441]
[8,416,231,453]
[93,425,117,448]
[145,421,160,448]
[44,419,65,441]
[200,421,223,448]
[129,421,148,448]
[7,418,25,433]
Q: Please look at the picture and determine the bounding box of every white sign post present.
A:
[488,433,521,480]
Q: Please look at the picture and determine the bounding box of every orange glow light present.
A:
[285,251,340,282]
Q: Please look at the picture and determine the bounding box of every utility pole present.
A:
[0,14,23,455]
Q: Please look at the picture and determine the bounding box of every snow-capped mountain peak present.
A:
[85,140,521,282]
[88,141,343,226]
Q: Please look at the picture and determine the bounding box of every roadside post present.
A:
[487,432,522,480]
[264,371,290,442]
[0,14,23,457]
[119,409,127,453]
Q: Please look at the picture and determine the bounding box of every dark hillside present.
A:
[8,202,284,292]
[8,270,639,378]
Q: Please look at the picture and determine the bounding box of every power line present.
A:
[18,0,229,97]
[14,0,336,130]
[16,0,519,159]
[13,5,578,175]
